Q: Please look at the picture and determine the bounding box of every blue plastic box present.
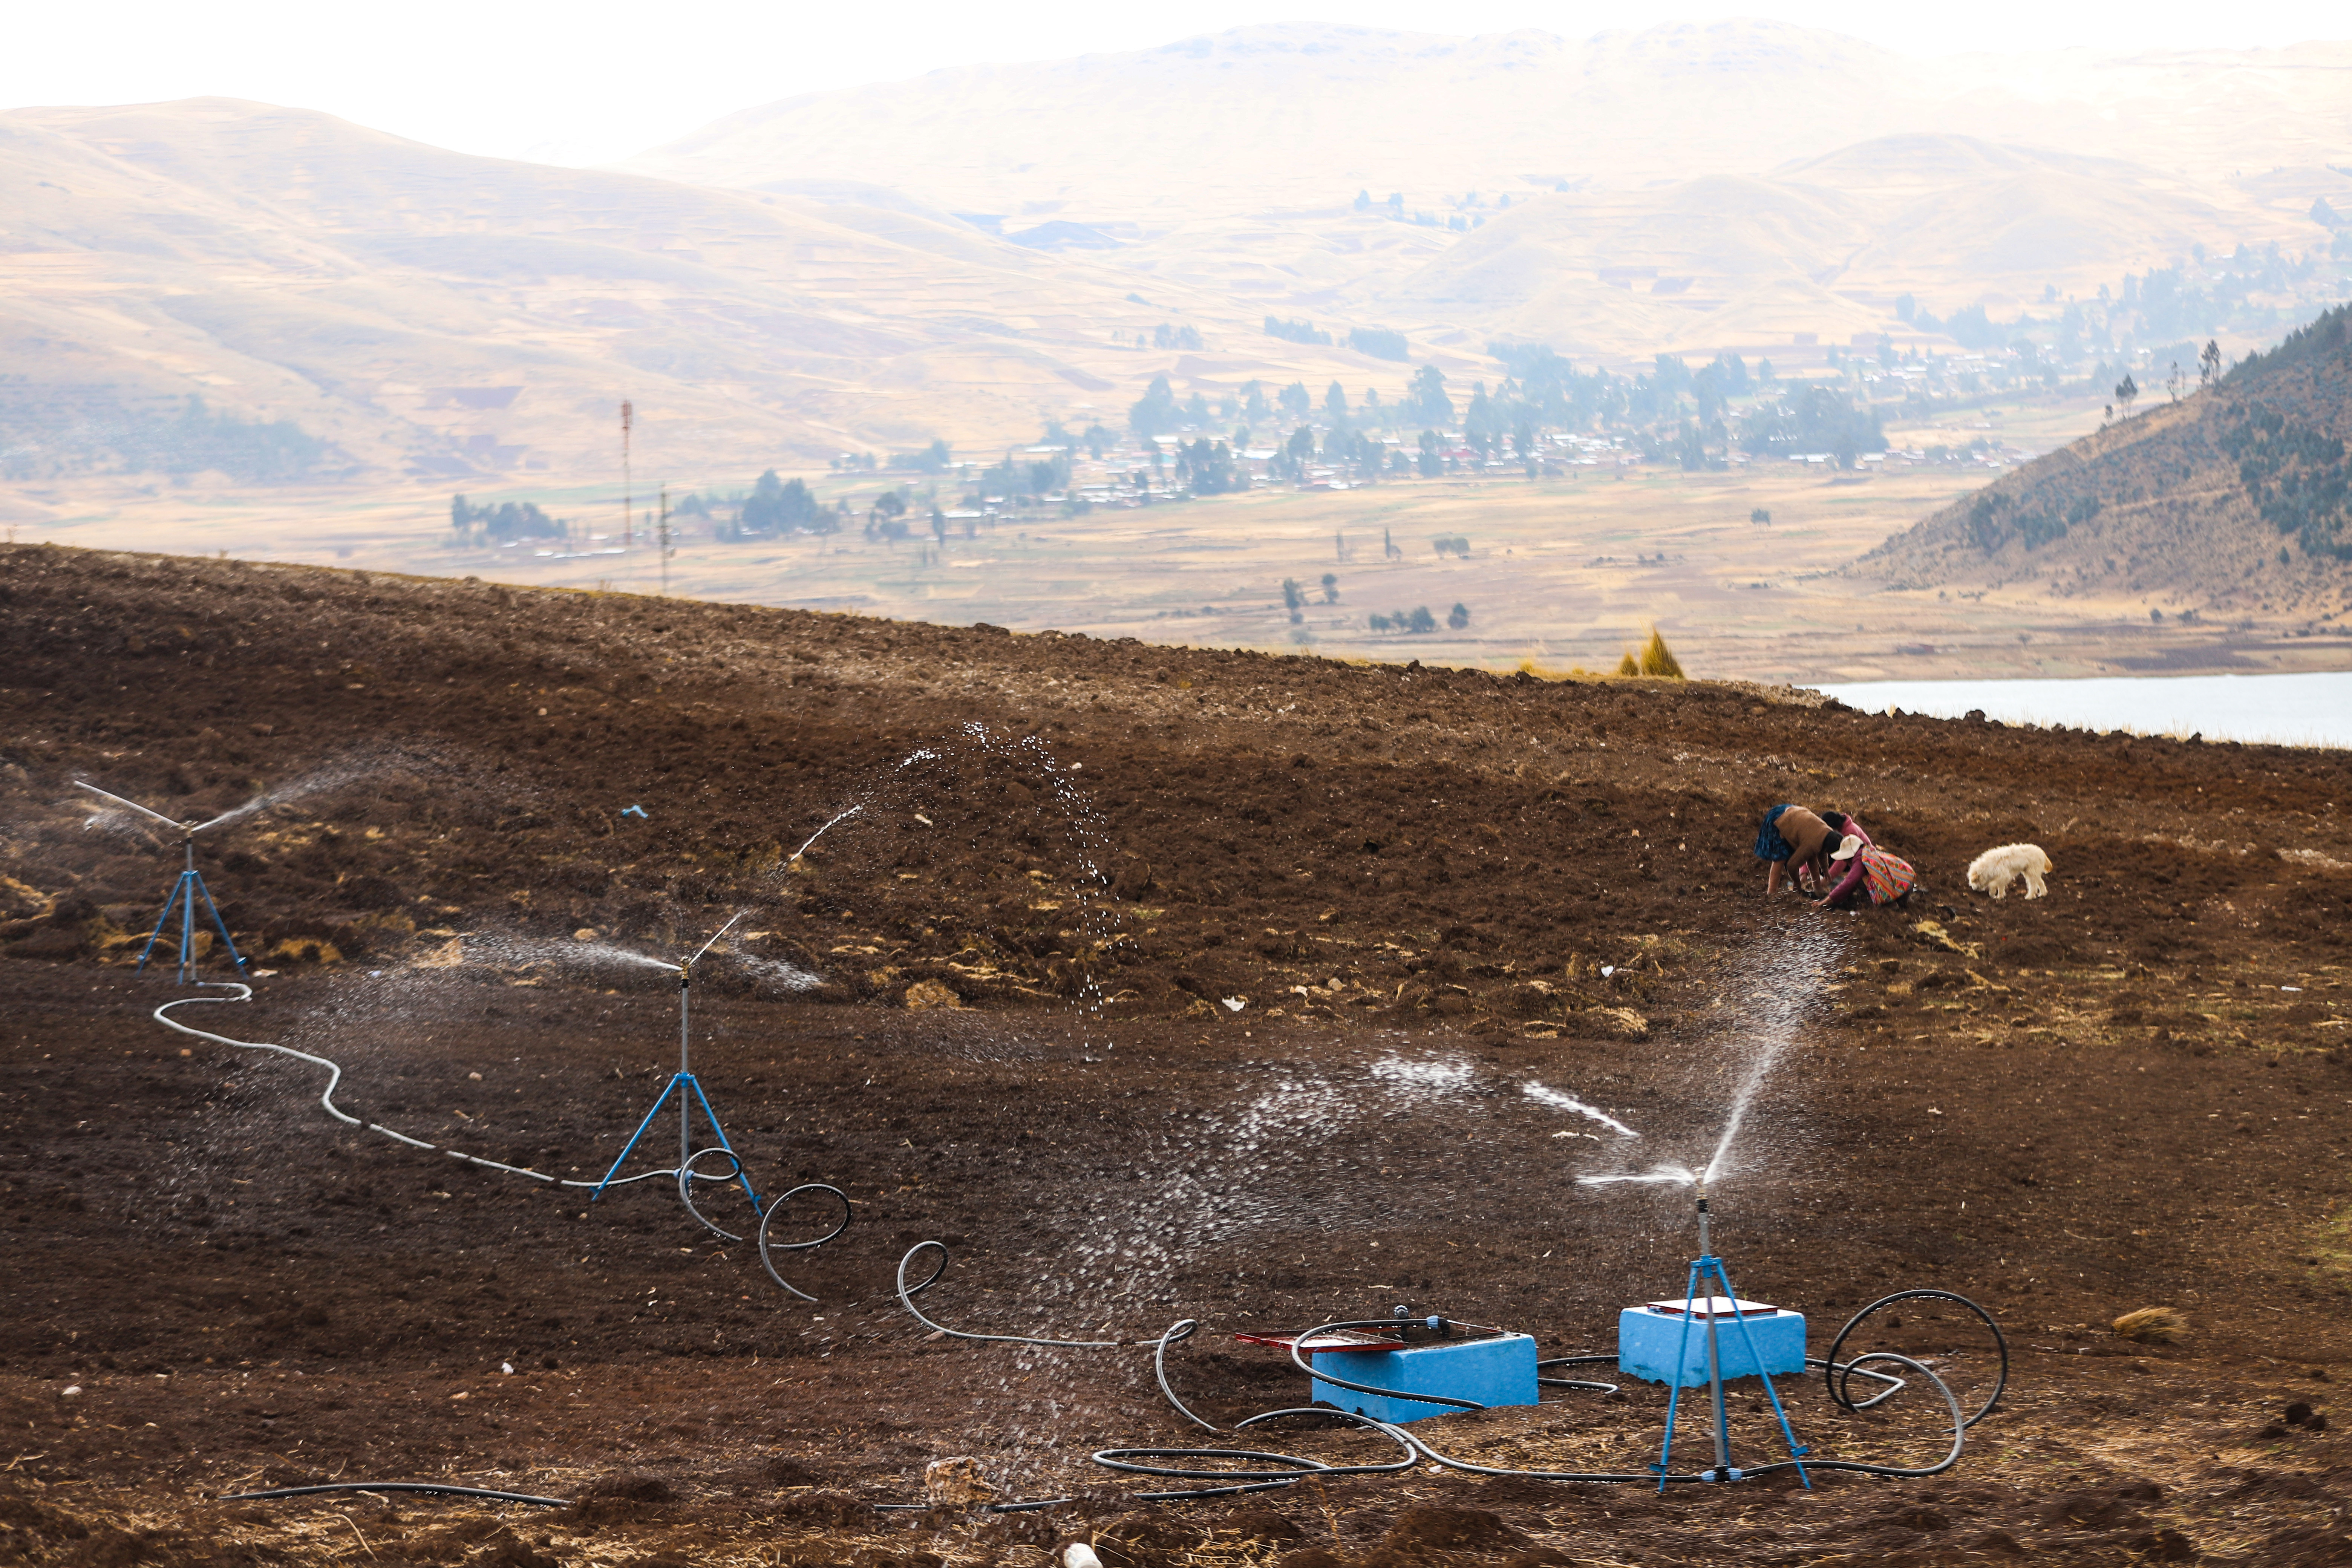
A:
[1618,1301,1805,1389]
[1310,1333,1539,1424]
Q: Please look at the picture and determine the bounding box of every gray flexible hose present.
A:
[220,1482,570,1507]
[1153,1318,1216,1432]
[757,1183,853,1302]
[894,1242,1128,1348]
[152,985,819,1237]
[154,985,610,1184]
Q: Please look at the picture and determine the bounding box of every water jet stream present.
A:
[1521,1081,1641,1138]
[792,805,863,860]
[1574,922,1842,1193]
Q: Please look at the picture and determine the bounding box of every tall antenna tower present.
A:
[620,399,634,550]
[658,482,671,596]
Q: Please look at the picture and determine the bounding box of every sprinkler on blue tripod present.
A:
[1588,1171,1813,1489]
[590,911,767,1239]
[1661,1182,1811,1487]
[76,780,256,983]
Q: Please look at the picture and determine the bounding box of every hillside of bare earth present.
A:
[2,541,2350,1567]
[1854,303,2352,630]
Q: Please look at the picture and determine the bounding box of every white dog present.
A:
[1968,843,2053,899]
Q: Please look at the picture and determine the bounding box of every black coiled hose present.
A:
[1095,1347,1969,1491]
[1095,1408,1422,1500]
[884,1254,2003,1499]
[1822,1288,2009,1428]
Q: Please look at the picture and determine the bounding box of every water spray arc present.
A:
[77,780,254,983]
[871,921,2007,1508]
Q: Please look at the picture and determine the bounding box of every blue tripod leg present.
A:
[1655,1257,1706,1491]
[684,1074,763,1215]
[181,868,196,983]
[190,871,248,975]
[1710,1258,1812,1486]
[592,1075,681,1202]
[136,875,189,977]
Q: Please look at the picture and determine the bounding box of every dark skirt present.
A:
[1754,803,1797,862]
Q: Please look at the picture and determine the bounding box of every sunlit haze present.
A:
[7,0,2348,165]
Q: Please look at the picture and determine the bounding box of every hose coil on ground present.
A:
[1097,1349,1971,1491]
[1823,1289,2009,1428]
[894,1242,1133,1349]
[758,1184,854,1302]
[886,1240,1998,1496]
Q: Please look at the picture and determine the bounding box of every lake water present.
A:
[1814,670,2352,750]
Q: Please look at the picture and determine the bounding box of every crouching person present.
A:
[1756,804,1841,896]
[1815,834,1917,911]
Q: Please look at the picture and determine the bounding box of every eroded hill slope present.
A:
[1855,305,2352,623]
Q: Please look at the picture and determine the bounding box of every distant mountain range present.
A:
[2,21,2349,485]
[631,21,2352,365]
[1857,305,2352,616]
[625,21,2352,220]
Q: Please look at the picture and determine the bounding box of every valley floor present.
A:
[14,456,2350,686]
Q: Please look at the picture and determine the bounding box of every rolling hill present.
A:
[626,21,2352,366]
[0,99,1240,478]
[4,21,2351,491]
[1854,303,2352,623]
[1374,137,2274,358]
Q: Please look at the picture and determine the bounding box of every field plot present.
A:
[2,544,2350,1567]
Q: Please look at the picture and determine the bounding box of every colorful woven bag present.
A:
[1860,848,1917,905]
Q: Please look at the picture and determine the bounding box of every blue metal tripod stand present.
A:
[138,835,248,985]
[1654,1193,1811,1490]
[591,962,764,1235]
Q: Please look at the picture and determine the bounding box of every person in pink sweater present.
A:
[1816,834,1917,911]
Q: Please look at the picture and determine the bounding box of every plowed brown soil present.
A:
[3,543,2350,1568]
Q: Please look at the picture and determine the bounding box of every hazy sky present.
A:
[8,0,2346,167]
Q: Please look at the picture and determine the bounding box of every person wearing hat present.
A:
[1815,833,1917,911]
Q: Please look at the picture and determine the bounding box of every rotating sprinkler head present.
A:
[75,778,262,982]
[588,909,763,1239]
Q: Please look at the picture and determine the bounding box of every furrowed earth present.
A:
[3,542,2349,1568]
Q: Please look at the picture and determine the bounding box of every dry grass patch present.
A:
[2110,1306,2190,1344]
